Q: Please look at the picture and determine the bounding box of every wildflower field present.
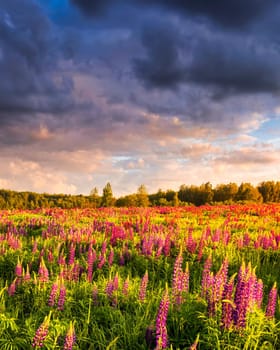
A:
[1,204,280,349]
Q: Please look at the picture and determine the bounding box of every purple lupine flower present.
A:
[233,262,256,329]
[58,284,67,311]
[221,275,235,329]
[155,289,170,350]
[172,252,186,306]
[186,229,196,254]
[139,271,149,302]
[87,247,96,282]
[48,282,58,307]
[105,280,114,299]
[32,320,49,348]
[266,283,277,318]
[201,255,212,298]
[68,243,75,265]
[64,322,76,350]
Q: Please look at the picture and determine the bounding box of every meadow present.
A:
[1,204,280,349]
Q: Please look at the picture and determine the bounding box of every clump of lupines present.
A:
[139,270,149,302]
[155,289,170,349]
[64,322,76,350]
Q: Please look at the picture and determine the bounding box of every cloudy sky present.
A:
[0,0,280,196]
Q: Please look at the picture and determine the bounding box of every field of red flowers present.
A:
[1,204,280,349]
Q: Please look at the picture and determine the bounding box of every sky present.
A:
[0,0,280,196]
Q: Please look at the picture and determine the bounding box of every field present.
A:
[1,204,280,349]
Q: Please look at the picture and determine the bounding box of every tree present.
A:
[89,187,101,208]
[101,182,115,207]
[236,183,262,203]
[136,185,150,207]
[213,183,238,203]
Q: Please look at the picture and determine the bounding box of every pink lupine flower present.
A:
[101,240,107,255]
[64,322,76,350]
[38,259,49,283]
[15,258,23,278]
[266,283,277,318]
[139,271,149,302]
[97,254,106,269]
[155,289,170,349]
[32,314,51,348]
[23,265,31,282]
[254,279,263,308]
[87,247,96,282]
[8,280,16,296]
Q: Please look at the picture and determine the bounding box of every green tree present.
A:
[213,183,238,203]
[136,185,150,207]
[101,182,115,207]
[89,187,101,207]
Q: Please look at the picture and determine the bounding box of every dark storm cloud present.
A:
[0,0,75,126]
[71,0,278,28]
[188,37,280,96]
[133,23,186,89]
[132,18,280,95]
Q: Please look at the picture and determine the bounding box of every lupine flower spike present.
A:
[155,288,170,350]
[266,282,277,318]
[64,321,76,350]
[32,312,52,348]
[139,270,149,302]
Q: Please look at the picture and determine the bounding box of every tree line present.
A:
[0,181,279,209]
